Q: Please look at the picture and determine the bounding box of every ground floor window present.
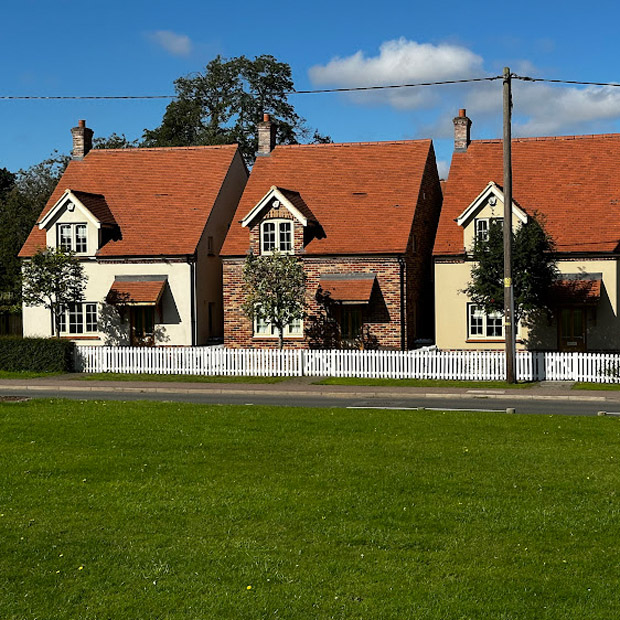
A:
[58,302,98,335]
[467,304,503,339]
[254,314,303,338]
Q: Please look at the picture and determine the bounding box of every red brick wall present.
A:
[224,255,406,349]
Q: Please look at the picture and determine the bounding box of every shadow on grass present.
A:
[314,377,536,389]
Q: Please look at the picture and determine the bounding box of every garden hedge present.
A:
[0,337,75,372]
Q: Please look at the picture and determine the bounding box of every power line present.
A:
[0,76,503,100]
[2,74,620,100]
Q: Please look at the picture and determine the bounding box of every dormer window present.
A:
[58,223,87,253]
[261,219,292,254]
[474,217,502,242]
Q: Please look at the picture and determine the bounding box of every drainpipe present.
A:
[398,256,406,350]
[189,255,197,346]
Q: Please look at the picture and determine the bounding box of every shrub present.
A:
[0,337,75,372]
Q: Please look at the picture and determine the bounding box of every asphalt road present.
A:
[1,385,616,417]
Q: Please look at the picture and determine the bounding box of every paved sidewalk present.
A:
[0,374,619,404]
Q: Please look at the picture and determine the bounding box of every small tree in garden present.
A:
[22,247,87,337]
[242,250,306,350]
[464,215,558,323]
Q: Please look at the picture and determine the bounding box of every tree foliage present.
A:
[0,153,69,306]
[143,55,328,164]
[464,216,558,322]
[22,247,87,337]
[93,133,139,150]
[242,251,306,349]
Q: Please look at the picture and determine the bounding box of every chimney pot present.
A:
[71,119,94,160]
[453,110,472,152]
[257,113,276,156]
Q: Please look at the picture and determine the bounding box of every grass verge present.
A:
[574,382,620,391]
[316,377,535,389]
[0,370,61,380]
[79,372,290,384]
[1,400,619,618]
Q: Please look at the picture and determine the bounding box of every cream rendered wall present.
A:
[435,258,620,351]
[195,151,248,344]
[461,198,523,252]
[23,260,193,345]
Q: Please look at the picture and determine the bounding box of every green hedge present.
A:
[0,337,75,372]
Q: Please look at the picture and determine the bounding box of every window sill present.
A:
[252,336,304,340]
[466,339,523,344]
[60,335,100,340]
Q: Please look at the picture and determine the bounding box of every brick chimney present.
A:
[257,113,276,156]
[71,119,94,160]
[453,109,472,152]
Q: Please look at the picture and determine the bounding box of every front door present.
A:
[558,307,586,352]
[130,307,155,346]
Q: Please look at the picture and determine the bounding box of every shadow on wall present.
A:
[98,303,171,346]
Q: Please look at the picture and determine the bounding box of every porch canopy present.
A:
[106,276,167,306]
[552,273,602,305]
[318,273,376,304]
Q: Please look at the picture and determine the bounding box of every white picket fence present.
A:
[75,346,620,383]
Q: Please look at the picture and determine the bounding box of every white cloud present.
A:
[436,159,450,180]
[148,30,192,57]
[309,38,620,138]
[309,38,484,110]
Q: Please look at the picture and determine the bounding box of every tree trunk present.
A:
[278,327,284,351]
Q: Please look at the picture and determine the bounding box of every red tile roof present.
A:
[319,275,375,303]
[107,279,166,305]
[71,190,116,226]
[435,134,620,255]
[19,145,240,258]
[552,276,602,304]
[221,140,434,256]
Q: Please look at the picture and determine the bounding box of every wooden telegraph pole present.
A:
[503,67,516,383]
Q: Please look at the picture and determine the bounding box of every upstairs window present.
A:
[474,217,502,243]
[58,223,87,253]
[261,220,292,254]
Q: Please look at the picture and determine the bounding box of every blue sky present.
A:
[2,0,619,178]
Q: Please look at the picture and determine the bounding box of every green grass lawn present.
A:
[79,372,290,384]
[316,376,535,389]
[1,400,620,618]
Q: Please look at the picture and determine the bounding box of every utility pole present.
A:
[503,66,516,383]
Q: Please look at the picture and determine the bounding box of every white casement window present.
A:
[468,304,504,339]
[57,223,88,253]
[254,314,303,338]
[58,302,98,335]
[474,217,502,242]
[261,220,293,254]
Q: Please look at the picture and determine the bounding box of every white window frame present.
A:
[57,223,88,253]
[474,217,502,243]
[58,302,98,335]
[260,219,293,254]
[467,303,504,340]
[253,313,303,338]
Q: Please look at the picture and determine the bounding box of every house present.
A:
[434,109,620,352]
[19,120,247,345]
[220,115,442,349]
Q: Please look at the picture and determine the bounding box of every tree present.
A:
[464,216,558,323]
[93,133,139,150]
[0,153,69,305]
[143,55,328,165]
[22,247,87,337]
[242,251,306,350]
